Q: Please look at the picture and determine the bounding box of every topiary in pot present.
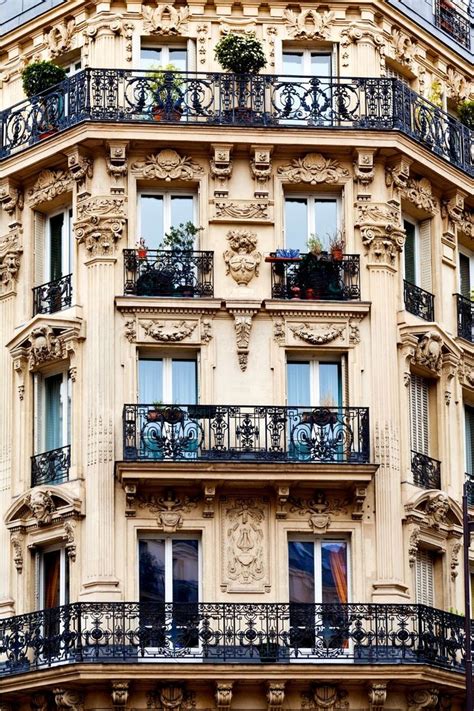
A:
[458,100,474,131]
[21,61,67,137]
[21,61,67,98]
[215,33,267,117]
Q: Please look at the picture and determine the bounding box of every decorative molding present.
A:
[353,149,376,192]
[215,683,233,711]
[355,202,405,266]
[11,533,23,573]
[26,325,65,369]
[267,683,285,711]
[386,164,438,214]
[45,19,75,58]
[368,683,387,711]
[201,318,213,343]
[390,28,416,68]
[65,148,93,190]
[27,169,72,206]
[290,323,345,345]
[83,15,134,65]
[412,331,443,374]
[284,8,334,39]
[63,520,76,561]
[340,24,385,70]
[138,491,199,532]
[408,525,420,567]
[278,153,349,184]
[124,319,137,343]
[405,491,462,533]
[111,682,129,711]
[142,4,190,35]
[406,688,439,710]
[210,144,233,197]
[141,319,197,342]
[0,228,22,295]
[74,195,127,256]
[227,307,258,372]
[147,685,195,711]
[289,491,350,534]
[224,230,261,287]
[214,200,269,221]
[273,319,285,345]
[0,180,24,216]
[53,690,84,711]
[132,150,203,181]
[441,191,465,236]
[196,24,210,65]
[221,496,268,592]
[450,540,461,581]
[301,685,349,711]
[26,489,56,526]
[106,141,129,185]
[250,145,273,197]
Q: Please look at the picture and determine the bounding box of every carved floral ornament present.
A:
[389,28,417,68]
[284,8,334,40]
[45,19,76,58]
[142,4,190,35]
[0,228,22,295]
[386,168,438,214]
[124,316,213,344]
[277,153,349,185]
[221,496,269,593]
[224,230,261,287]
[132,150,203,181]
[141,319,197,342]
[290,323,345,345]
[355,202,405,265]
[446,67,474,102]
[138,491,199,532]
[74,196,127,256]
[27,169,73,206]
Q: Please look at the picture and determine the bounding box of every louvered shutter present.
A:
[419,219,432,292]
[404,220,416,284]
[49,212,64,281]
[410,375,429,455]
[415,549,434,606]
[460,253,471,299]
[34,212,46,286]
[465,406,474,475]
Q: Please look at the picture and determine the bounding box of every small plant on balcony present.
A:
[136,237,148,259]
[214,32,267,75]
[161,222,202,252]
[297,234,344,300]
[307,234,324,255]
[458,100,474,130]
[22,61,67,98]
[329,230,345,261]
[149,63,184,120]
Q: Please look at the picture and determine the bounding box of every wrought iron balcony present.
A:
[411,450,441,490]
[269,253,360,300]
[434,0,471,48]
[404,280,435,321]
[0,601,466,675]
[123,249,214,298]
[0,70,472,176]
[123,404,370,464]
[456,293,474,341]
[32,274,72,315]
[31,445,70,487]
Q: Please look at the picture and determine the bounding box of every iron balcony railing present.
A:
[123,404,370,464]
[123,249,214,298]
[0,70,472,176]
[411,450,441,490]
[434,0,471,48]
[31,445,71,487]
[32,274,72,316]
[404,280,435,322]
[269,253,360,300]
[456,293,473,341]
[0,602,466,675]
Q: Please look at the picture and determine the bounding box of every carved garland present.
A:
[278,153,349,184]
[142,4,190,35]
[132,149,203,181]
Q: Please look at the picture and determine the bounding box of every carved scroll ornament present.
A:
[278,153,349,184]
[132,150,203,181]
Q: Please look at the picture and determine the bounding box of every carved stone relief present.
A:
[368,682,387,711]
[31,692,49,711]
[196,24,210,65]
[53,689,84,711]
[278,153,349,184]
[290,323,345,345]
[250,145,272,197]
[408,525,420,567]
[111,682,129,711]
[0,181,24,216]
[450,540,461,581]
[63,520,76,561]
[459,209,474,239]
[215,682,233,711]
[284,8,334,39]
[83,15,134,65]
[106,141,129,185]
[45,19,75,58]
[210,144,233,196]
[0,228,22,295]
[340,24,385,71]
[386,166,438,214]
[74,196,127,256]
[201,318,213,343]
[405,491,462,536]
[26,489,56,526]
[65,150,93,191]
[142,4,190,35]
[413,332,443,374]
[288,491,351,533]
[446,67,473,103]
[141,320,197,342]
[221,496,268,592]
[11,533,23,573]
[406,688,439,710]
[132,150,203,181]
[27,169,72,206]
[147,685,195,711]
[231,312,254,371]
[224,230,261,287]
[26,326,65,369]
[301,685,349,711]
[138,491,199,532]
[353,149,376,192]
[214,200,269,221]
[390,28,417,68]
[267,682,285,711]
[124,320,137,343]
[355,202,405,265]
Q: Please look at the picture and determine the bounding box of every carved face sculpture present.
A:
[27,490,54,525]
[428,493,450,523]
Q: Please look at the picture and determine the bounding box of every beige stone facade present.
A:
[0,0,473,708]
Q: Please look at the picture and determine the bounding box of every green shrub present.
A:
[458,100,474,130]
[21,61,67,98]
[214,33,266,74]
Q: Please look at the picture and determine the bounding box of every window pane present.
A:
[43,550,61,608]
[314,200,337,251]
[173,540,199,603]
[460,253,471,299]
[170,196,194,232]
[319,363,341,407]
[141,195,164,250]
[287,362,310,406]
[141,47,162,70]
[45,373,62,450]
[321,542,347,604]
[172,360,197,404]
[285,198,308,252]
[139,540,165,602]
[282,52,303,75]
[139,359,163,403]
[49,213,64,281]
[311,54,331,77]
[404,220,416,284]
[169,49,187,71]
[289,541,314,603]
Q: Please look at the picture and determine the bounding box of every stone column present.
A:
[74,194,127,599]
[356,201,409,601]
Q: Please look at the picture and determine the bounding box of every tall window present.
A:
[45,209,72,282]
[35,371,71,454]
[465,405,474,475]
[38,546,69,609]
[459,249,474,300]
[139,537,199,603]
[409,374,430,457]
[403,216,432,292]
[282,50,332,77]
[287,360,341,407]
[139,356,197,404]
[414,549,435,606]
[284,196,339,253]
[141,46,187,71]
[139,193,195,250]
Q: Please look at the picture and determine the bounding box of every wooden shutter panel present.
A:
[34,211,46,286]
[415,549,434,606]
[404,220,416,284]
[460,253,471,299]
[410,375,429,455]
[419,219,432,292]
[465,406,474,475]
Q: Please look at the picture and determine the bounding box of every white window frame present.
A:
[288,536,351,603]
[34,369,72,455]
[280,46,336,76]
[137,534,201,603]
[62,58,82,76]
[138,355,198,403]
[402,214,420,285]
[46,207,72,281]
[138,191,198,250]
[140,43,190,70]
[286,357,342,407]
[284,194,341,252]
[38,544,69,609]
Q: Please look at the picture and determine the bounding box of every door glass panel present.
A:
[404,220,416,284]
[285,199,308,252]
[49,213,64,281]
[139,359,163,402]
[141,47,163,70]
[319,363,341,407]
[172,360,197,404]
[141,196,164,250]
[282,52,303,75]
[172,540,199,603]
[43,550,61,608]
[45,373,62,450]
[321,542,347,603]
[289,541,314,602]
[287,362,310,406]
[169,49,187,71]
[311,54,331,77]
[314,200,337,250]
[139,539,165,602]
[170,196,194,233]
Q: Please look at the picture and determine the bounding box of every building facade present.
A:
[0,0,473,709]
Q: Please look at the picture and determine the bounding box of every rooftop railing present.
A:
[0,71,472,176]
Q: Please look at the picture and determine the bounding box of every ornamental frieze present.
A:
[131,149,203,181]
[74,196,127,256]
[277,153,349,184]
[284,8,334,40]
[213,200,270,221]
[124,315,213,344]
[142,3,190,35]
[27,169,73,206]
[221,496,269,593]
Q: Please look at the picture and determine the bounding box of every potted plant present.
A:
[149,63,184,121]
[161,222,202,297]
[214,32,266,118]
[458,100,474,130]
[296,235,341,300]
[21,60,67,137]
[136,237,148,260]
[329,231,345,261]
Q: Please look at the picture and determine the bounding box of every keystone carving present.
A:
[45,19,75,57]
[138,491,199,532]
[142,320,197,342]
[289,491,350,534]
[224,230,261,287]
[222,497,268,592]
[11,533,23,573]
[27,169,72,206]
[27,326,65,369]
[278,153,349,184]
[0,228,22,295]
[301,684,349,710]
[132,150,203,181]
[111,681,129,710]
[26,489,56,526]
[368,682,387,711]
[284,8,334,39]
[356,202,405,265]
[53,689,84,711]
[142,4,190,35]
[290,323,345,345]
[147,684,195,711]
[215,682,233,711]
[74,196,127,255]
[413,332,443,374]
[267,682,285,711]
[406,688,439,710]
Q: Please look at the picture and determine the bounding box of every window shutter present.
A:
[460,254,471,299]
[34,211,46,286]
[415,549,434,606]
[403,220,416,284]
[33,373,43,454]
[419,219,432,292]
[465,406,474,475]
[410,375,429,455]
